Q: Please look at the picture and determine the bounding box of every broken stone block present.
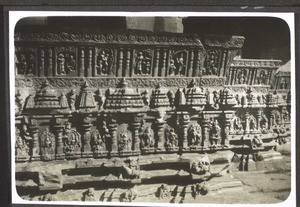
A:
[38,169,62,191]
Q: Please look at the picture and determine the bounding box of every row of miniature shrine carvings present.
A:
[15,86,288,116]
[15,108,289,161]
[15,45,230,78]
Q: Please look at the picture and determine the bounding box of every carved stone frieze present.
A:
[15,31,203,46]
[204,35,245,48]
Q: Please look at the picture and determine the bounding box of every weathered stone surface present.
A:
[38,169,62,190]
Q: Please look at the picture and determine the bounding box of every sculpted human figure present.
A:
[168,59,176,75]
[68,89,77,111]
[67,54,75,72]
[175,53,184,75]
[166,128,178,148]
[209,119,221,146]
[57,53,66,75]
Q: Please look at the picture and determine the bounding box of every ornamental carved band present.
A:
[15,29,291,162]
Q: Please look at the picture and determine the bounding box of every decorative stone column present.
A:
[245,112,250,133]
[201,113,211,148]
[28,119,40,161]
[82,116,93,158]
[224,111,234,146]
[53,117,66,160]
[181,114,190,150]
[132,114,143,155]
[155,120,165,151]
[108,118,118,156]
[257,109,262,131]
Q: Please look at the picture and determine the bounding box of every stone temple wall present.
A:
[14,21,291,201]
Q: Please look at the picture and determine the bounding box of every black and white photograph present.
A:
[10,12,295,206]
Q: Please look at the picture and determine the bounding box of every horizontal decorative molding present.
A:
[204,35,245,48]
[15,31,203,47]
[15,76,226,88]
[230,59,282,68]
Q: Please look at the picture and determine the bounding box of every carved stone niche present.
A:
[168,50,188,76]
[62,122,82,159]
[139,119,155,153]
[164,125,179,152]
[94,48,114,76]
[90,120,109,158]
[15,125,31,162]
[133,49,153,76]
[117,124,133,156]
[15,46,37,76]
[55,46,77,76]
[187,122,203,150]
[39,127,56,161]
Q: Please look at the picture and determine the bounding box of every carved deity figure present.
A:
[212,91,220,109]
[165,127,178,149]
[134,51,151,75]
[97,50,111,75]
[205,50,219,75]
[94,89,104,110]
[62,122,81,155]
[168,59,176,76]
[140,122,154,149]
[91,129,106,153]
[82,188,95,201]
[249,118,257,131]
[237,70,246,84]
[258,70,267,85]
[57,53,66,75]
[209,119,221,146]
[157,184,169,199]
[188,123,202,146]
[234,117,244,134]
[68,89,77,111]
[174,53,184,75]
[141,90,150,106]
[15,127,31,157]
[40,129,55,160]
[119,132,131,152]
[66,54,75,73]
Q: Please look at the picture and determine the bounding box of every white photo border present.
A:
[9,11,296,207]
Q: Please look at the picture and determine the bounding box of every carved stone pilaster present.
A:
[53,117,68,160]
[132,114,143,154]
[82,116,93,158]
[257,109,262,131]
[132,122,141,154]
[155,120,165,151]
[108,118,118,156]
[224,111,234,146]
[181,114,190,149]
[201,114,210,148]
[28,119,40,161]
[245,112,250,133]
